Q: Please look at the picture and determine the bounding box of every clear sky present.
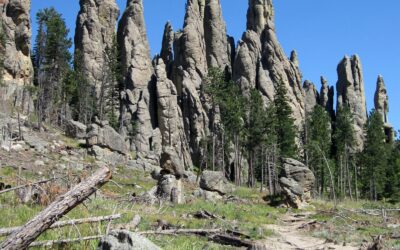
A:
[30,0,400,133]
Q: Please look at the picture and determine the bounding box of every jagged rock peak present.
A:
[160,22,174,78]
[303,80,319,114]
[204,0,232,73]
[319,76,335,119]
[118,0,159,153]
[290,50,299,68]
[247,0,274,34]
[374,75,389,124]
[0,0,34,113]
[336,54,367,150]
[75,0,119,99]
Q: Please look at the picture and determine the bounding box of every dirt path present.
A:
[257,212,359,250]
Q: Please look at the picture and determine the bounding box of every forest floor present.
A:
[0,128,399,249]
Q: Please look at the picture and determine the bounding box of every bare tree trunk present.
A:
[0,167,111,250]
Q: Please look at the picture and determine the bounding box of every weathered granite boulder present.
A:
[160,147,185,178]
[97,230,161,250]
[87,122,127,155]
[279,158,315,208]
[303,80,319,114]
[65,120,87,139]
[200,171,234,195]
[156,174,184,204]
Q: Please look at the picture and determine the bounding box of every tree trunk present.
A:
[0,167,111,250]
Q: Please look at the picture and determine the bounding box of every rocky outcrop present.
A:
[200,170,234,195]
[155,58,193,169]
[374,75,389,124]
[0,0,34,113]
[74,0,119,101]
[233,0,305,127]
[65,120,87,139]
[374,75,394,142]
[336,55,368,150]
[97,230,161,250]
[303,80,319,114]
[319,76,335,119]
[279,158,315,209]
[160,22,174,78]
[118,0,159,153]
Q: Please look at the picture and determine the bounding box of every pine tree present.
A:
[305,105,332,197]
[274,80,298,159]
[33,8,72,126]
[361,110,388,200]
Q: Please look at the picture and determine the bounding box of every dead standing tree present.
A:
[0,167,111,250]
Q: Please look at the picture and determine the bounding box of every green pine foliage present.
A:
[305,105,332,196]
[273,80,298,159]
[361,110,389,200]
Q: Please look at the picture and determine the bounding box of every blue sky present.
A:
[30,0,400,133]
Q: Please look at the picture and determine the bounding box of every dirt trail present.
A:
[257,212,359,250]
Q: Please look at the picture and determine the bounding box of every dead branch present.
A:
[0,177,59,195]
[29,235,103,247]
[139,228,223,236]
[0,214,121,237]
[0,167,111,250]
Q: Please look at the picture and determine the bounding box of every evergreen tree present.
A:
[0,20,5,86]
[386,137,400,201]
[305,105,332,196]
[361,110,388,200]
[274,80,297,159]
[333,106,356,199]
[33,8,72,126]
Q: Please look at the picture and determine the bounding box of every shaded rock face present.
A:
[336,55,368,150]
[74,0,120,100]
[97,230,161,250]
[303,80,319,114]
[65,120,87,139]
[319,76,335,119]
[0,0,34,113]
[118,0,159,153]
[279,158,315,209]
[155,59,193,170]
[160,22,174,78]
[374,75,389,124]
[234,0,305,127]
[87,121,128,155]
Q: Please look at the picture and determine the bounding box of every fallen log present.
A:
[0,167,111,250]
[29,235,103,247]
[208,234,254,248]
[0,177,59,195]
[0,214,121,237]
[139,228,223,236]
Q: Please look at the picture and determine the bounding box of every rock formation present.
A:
[118,0,159,153]
[233,0,305,127]
[336,55,368,150]
[173,0,232,164]
[303,80,319,114]
[160,22,174,78]
[0,0,34,113]
[374,75,394,142]
[279,158,315,209]
[155,58,193,169]
[74,0,120,100]
[319,76,335,119]
[97,230,161,250]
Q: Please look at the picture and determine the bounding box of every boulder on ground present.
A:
[90,146,126,166]
[160,147,184,178]
[86,122,127,155]
[97,230,161,250]
[200,171,234,195]
[65,120,87,139]
[156,174,184,204]
[279,158,315,209]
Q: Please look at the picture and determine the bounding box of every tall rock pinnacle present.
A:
[303,80,319,114]
[74,0,120,100]
[0,0,34,113]
[319,76,335,119]
[173,0,232,164]
[374,75,389,124]
[160,22,174,79]
[336,55,368,150]
[118,0,159,153]
[234,0,305,128]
